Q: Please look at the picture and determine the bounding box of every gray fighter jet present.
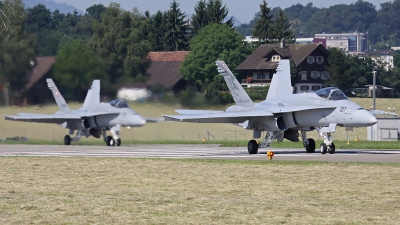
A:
[4,79,152,146]
[163,60,383,154]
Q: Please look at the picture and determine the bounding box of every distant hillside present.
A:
[23,0,84,14]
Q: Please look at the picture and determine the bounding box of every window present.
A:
[316,56,324,64]
[307,56,315,64]
[301,71,307,80]
[312,85,320,91]
[272,55,281,62]
[311,71,320,78]
[321,71,330,80]
[300,85,309,91]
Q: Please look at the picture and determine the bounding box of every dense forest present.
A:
[237,0,400,50]
[1,0,400,106]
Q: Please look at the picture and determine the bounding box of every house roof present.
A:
[236,43,329,70]
[23,56,55,91]
[146,61,185,88]
[125,51,190,89]
[148,51,189,61]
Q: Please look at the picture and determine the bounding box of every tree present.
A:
[191,0,234,35]
[149,10,167,51]
[163,0,189,51]
[53,40,107,101]
[90,3,152,87]
[0,0,36,105]
[25,3,52,32]
[270,10,295,43]
[326,48,354,89]
[252,0,273,44]
[179,23,251,102]
[86,4,106,22]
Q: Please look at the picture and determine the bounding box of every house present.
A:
[236,39,330,93]
[124,51,190,93]
[22,56,55,105]
[364,50,394,71]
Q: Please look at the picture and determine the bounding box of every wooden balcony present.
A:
[241,78,271,87]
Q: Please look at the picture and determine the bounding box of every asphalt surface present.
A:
[0,144,400,163]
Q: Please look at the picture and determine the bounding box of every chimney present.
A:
[280,38,286,48]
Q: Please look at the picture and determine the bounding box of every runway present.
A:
[1,144,400,163]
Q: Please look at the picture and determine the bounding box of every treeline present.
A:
[237,0,400,50]
[1,0,243,103]
[0,0,295,104]
[1,0,400,106]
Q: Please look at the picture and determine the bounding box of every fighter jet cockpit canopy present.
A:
[109,99,130,108]
[315,87,348,100]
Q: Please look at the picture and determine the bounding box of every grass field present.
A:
[0,157,400,224]
[0,97,399,143]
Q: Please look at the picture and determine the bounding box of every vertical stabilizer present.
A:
[83,80,100,107]
[266,59,293,100]
[46,79,70,112]
[215,60,254,108]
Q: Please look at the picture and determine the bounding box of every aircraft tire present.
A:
[64,135,71,145]
[320,143,327,154]
[305,138,315,153]
[116,138,121,146]
[247,140,259,154]
[106,136,115,146]
[328,143,335,154]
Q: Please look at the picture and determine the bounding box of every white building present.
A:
[315,32,368,53]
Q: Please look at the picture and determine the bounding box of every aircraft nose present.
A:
[135,115,147,126]
[352,110,377,126]
[369,115,378,125]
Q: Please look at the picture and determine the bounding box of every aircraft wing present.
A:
[75,112,119,117]
[175,109,224,114]
[3,113,81,124]
[264,105,336,114]
[163,110,274,123]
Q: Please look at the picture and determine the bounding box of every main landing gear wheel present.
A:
[305,138,315,153]
[64,135,71,145]
[248,140,259,154]
[106,136,115,146]
[320,143,327,154]
[328,143,335,154]
[116,138,121,146]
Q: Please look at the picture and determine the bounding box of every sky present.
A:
[58,0,390,24]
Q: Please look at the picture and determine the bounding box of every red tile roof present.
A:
[148,51,190,62]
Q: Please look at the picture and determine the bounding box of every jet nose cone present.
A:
[369,115,378,125]
[138,117,146,126]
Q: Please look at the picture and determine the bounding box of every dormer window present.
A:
[271,55,281,62]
